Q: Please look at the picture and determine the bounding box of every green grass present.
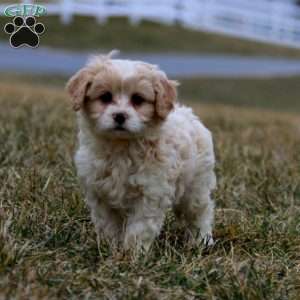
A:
[1,16,300,57]
[2,73,300,113]
[179,76,300,113]
[0,79,299,299]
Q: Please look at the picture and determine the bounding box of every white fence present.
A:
[1,0,300,49]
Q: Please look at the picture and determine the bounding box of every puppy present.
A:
[66,52,216,252]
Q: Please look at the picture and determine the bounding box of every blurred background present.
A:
[0,0,300,112]
[1,2,300,298]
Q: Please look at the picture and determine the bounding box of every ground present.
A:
[0,77,299,299]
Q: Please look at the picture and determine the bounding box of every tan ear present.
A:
[155,76,178,119]
[66,69,92,111]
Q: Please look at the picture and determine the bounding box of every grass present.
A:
[1,16,300,57]
[0,78,299,299]
[179,76,300,113]
[2,73,300,113]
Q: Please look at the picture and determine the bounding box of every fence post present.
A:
[202,0,213,28]
[61,0,73,25]
[174,0,183,25]
[96,1,107,24]
[128,0,142,26]
[272,1,289,43]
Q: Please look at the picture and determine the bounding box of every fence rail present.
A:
[1,0,300,49]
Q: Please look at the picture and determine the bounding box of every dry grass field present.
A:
[0,80,299,299]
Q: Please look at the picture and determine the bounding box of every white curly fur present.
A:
[67,55,216,252]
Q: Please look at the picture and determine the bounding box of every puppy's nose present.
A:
[113,112,127,125]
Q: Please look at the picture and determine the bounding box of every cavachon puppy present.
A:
[66,52,216,253]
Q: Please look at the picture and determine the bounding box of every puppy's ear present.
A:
[154,75,178,119]
[66,69,92,111]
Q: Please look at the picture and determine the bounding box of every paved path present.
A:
[2,42,300,78]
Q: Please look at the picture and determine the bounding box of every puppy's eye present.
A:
[131,94,145,106]
[99,92,113,104]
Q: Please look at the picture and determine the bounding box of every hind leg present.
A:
[175,171,215,246]
[186,193,214,245]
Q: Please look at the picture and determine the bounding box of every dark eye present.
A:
[131,94,145,106]
[99,92,113,104]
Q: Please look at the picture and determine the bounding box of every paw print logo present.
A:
[4,16,45,48]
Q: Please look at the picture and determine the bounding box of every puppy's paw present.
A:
[124,233,152,254]
[186,229,214,248]
[202,234,214,247]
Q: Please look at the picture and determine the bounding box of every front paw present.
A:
[124,222,156,254]
[202,234,214,247]
[124,232,153,254]
[187,229,214,247]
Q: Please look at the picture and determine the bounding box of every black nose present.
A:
[113,113,126,125]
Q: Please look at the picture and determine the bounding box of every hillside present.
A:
[1,16,300,57]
